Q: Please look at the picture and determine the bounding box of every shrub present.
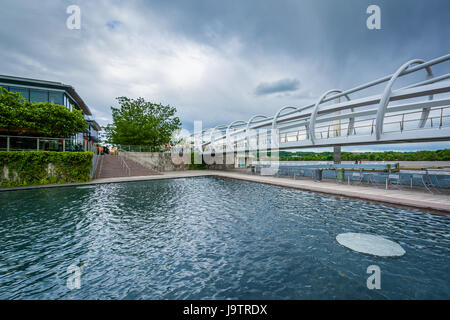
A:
[0,151,93,187]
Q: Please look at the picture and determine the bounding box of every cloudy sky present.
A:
[0,0,449,151]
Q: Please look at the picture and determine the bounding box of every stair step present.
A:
[95,155,161,179]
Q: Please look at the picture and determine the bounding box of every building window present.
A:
[49,91,63,105]
[30,89,48,103]
[63,94,73,111]
[9,87,30,100]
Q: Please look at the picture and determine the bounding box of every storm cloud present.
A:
[254,78,300,96]
[0,0,449,150]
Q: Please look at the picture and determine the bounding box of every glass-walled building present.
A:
[0,75,101,149]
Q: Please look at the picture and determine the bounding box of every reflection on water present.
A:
[0,177,449,299]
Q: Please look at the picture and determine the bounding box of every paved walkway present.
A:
[2,170,449,214]
[211,171,450,214]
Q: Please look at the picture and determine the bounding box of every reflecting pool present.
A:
[0,177,449,299]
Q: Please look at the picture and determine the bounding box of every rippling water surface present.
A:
[0,177,449,299]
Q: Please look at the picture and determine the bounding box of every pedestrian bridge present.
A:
[188,54,450,154]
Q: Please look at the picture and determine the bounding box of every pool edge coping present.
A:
[211,173,450,216]
[1,170,449,215]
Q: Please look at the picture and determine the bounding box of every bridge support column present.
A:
[333,95,342,164]
[234,152,248,168]
[334,146,341,164]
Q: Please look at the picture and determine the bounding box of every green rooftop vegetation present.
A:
[0,87,87,137]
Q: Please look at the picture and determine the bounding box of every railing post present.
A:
[6,136,10,151]
[37,138,39,151]
[440,108,443,128]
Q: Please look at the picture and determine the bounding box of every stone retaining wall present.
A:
[120,151,190,172]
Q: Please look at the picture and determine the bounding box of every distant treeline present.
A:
[279,149,450,161]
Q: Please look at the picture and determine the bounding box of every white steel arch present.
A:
[272,106,297,130]
[247,115,268,131]
[309,89,351,144]
[246,115,268,149]
[375,59,434,140]
[227,120,247,134]
[226,120,247,147]
[208,125,226,150]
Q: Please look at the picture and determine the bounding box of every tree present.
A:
[277,149,450,161]
[0,87,87,137]
[104,96,181,149]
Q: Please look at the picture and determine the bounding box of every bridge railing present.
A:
[201,103,450,152]
[285,105,450,142]
[119,154,131,176]
[190,54,450,153]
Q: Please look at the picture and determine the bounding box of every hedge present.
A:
[0,151,93,187]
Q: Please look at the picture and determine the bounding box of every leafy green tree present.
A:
[0,87,87,137]
[279,149,450,161]
[104,96,181,149]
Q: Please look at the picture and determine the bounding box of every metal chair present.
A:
[386,173,401,190]
[350,171,364,185]
[362,172,376,185]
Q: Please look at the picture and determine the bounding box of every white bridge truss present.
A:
[187,54,450,154]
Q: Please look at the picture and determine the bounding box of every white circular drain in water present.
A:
[336,233,405,257]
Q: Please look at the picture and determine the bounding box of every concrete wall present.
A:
[203,152,249,170]
[1,151,93,187]
[120,151,189,172]
[205,163,235,170]
[121,151,245,172]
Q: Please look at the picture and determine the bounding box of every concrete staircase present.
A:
[94,154,160,179]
